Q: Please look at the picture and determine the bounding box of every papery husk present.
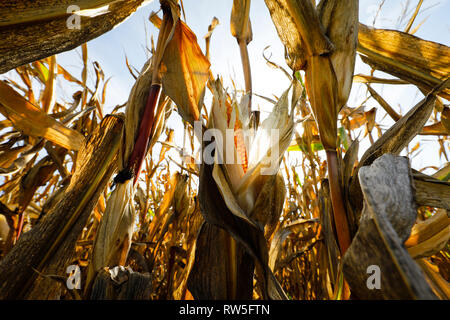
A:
[120,59,154,170]
[235,87,294,218]
[318,0,359,109]
[304,55,339,150]
[191,81,295,300]
[87,180,135,289]
[230,0,252,44]
[160,18,210,124]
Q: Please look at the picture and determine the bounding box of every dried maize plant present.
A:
[87,0,209,291]
[186,78,295,300]
[265,0,449,300]
[0,42,125,298]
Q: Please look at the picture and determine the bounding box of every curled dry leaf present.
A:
[405,209,450,259]
[160,18,210,125]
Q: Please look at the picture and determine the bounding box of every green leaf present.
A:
[338,126,350,150]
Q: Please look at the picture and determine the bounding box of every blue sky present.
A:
[32,0,450,172]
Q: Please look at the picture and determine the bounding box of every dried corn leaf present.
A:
[421,122,449,136]
[413,172,450,210]
[416,258,450,300]
[197,160,287,300]
[358,23,450,100]
[187,222,254,299]
[41,55,56,113]
[268,218,319,271]
[343,154,437,299]
[0,81,84,150]
[264,0,307,70]
[353,74,408,85]
[0,115,123,299]
[359,91,437,169]
[0,0,146,74]
[405,209,450,259]
[161,19,210,124]
[366,84,400,121]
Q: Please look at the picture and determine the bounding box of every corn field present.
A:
[0,0,448,301]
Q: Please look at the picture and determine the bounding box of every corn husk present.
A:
[318,0,359,109]
[160,19,210,124]
[88,180,135,277]
[230,0,252,44]
[192,80,296,300]
[209,79,294,224]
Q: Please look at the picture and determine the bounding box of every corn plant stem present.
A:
[238,39,252,119]
[15,213,24,242]
[327,149,352,300]
[126,84,161,186]
[22,131,121,298]
[326,150,351,255]
[225,233,238,299]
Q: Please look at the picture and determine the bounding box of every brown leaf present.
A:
[0,81,85,151]
[187,222,254,299]
[161,19,210,124]
[405,209,450,259]
[358,23,450,100]
[343,154,437,299]
[196,159,287,300]
[318,0,359,108]
[304,55,339,150]
[230,0,252,44]
[0,1,146,74]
